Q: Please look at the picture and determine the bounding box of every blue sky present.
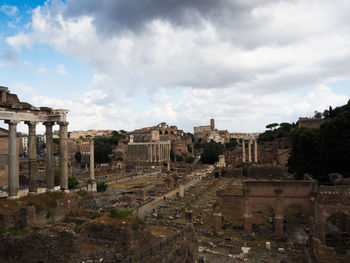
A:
[1,0,349,133]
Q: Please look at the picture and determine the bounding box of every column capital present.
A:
[5,120,20,125]
[57,121,69,126]
[24,121,39,126]
[43,121,55,127]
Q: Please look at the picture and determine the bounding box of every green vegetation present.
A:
[53,138,60,144]
[258,100,350,183]
[187,144,192,153]
[186,156,195,163]
[68,176,79,189]
[224,138,238,151]
[109,208,131,219]
[288,107,350,182]
[0,227,23,236]
[93,130,126,164]
[258,122,296,143]
[200,141,224,164]
[97,182,108,192]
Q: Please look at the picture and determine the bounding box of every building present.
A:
[126,128,171,167]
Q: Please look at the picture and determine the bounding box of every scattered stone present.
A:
[278,247,285,253]
[266,241,271,250]
[114,253,124,261]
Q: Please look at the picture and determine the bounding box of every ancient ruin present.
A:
[0,86,69,198]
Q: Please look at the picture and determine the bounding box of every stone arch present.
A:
[159,130,163,135]
[325,212,350,255]
[164,130,168,134]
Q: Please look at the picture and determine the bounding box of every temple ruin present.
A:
[0,86,69,199]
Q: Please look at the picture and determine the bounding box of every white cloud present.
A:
[10,82,35,95]
[3,1,350,132]
[55,64,67,75]
[0,5,18,16]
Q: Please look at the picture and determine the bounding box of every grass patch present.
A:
[0,227,23,236]
[109,208,132,219]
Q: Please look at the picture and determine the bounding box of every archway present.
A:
[159,130,163,135]
[164,130,168,134]
[284,203,308,245]
[325,213,350,255]
[251,203,275,238]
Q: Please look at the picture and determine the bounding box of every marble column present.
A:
[248,139,252,163]
[242,140,246,162]
[25,121,38,193]
[87,139,96,192]
[58,122,68,190]
[5,120,19,199]
[44,122,54,191]
[254,139,258,163]
[149,143,153,162]
[90,139,95,180]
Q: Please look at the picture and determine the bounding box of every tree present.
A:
[266,123,279,130]
[75,151,82,163]
[200,141,224,164]
[224,138,237,150]
[314,111,322,118]
[94,140,112,164]
[187,144,192,153]
[97,182,108,192]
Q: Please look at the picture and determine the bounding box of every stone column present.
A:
[158,143,161,162]
[248,139,252,162]
[149,143,153,162]
[58,122,69,191]
[275,215,284,237]
[254,139,258,163]
[242,140,246,162]
[5,120,19,199]
[90,140,95,180]
[44,122,54,191]
[26,121,38,194]
[87,139,96,192]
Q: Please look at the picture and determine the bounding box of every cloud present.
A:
[1,48,18,62]
[55,64,67,75]
[10,82,35,95]
[3,1,350,133]
[0,5,18,16]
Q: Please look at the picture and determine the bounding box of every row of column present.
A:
[5,120,69,199]
[242,139,258,163]
[149,142,170,162]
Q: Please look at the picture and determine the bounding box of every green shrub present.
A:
[97,182,108,192]
[0,228,23,236]
[68,176,79,189]
[186,156,195,164]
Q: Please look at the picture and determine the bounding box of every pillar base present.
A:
[87,179,97,192]
[63,189,70,193]
[28,191,38,196]
[7,195,20,200]
[46,188,56,193]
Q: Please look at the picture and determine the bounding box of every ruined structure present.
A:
[127,129,171,167]
[298,117,324,128]
[0,86,69,198]
[215,176,350,262]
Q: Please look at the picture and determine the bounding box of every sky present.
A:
[1,0,350,134]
